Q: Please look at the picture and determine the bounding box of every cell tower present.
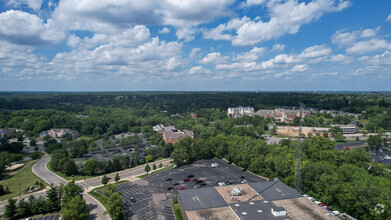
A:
[295,103,303,193]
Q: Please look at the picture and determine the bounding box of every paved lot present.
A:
[335,140,366,151]
[32,214,60,220]
[101,158,268,220]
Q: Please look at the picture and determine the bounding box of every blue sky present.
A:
[0,0,390,91]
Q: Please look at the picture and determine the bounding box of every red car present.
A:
[130,197,136,203]
[346,147,350,150]
[192,179,198,182]
[167,187,174,190]
[184,178,191,182]
[179,187,185,190]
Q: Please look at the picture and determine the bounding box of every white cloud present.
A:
[6,0,43,11]
[272,44,285,51]
[361,50,391,66]
[244,0,266,6]
[328,54,353,63]
[234,47,265,61]
[52,0,234,42]
[159,27,171,34]
[298,45,331,59]
[361,28,377,38]
[205,0,351,46]
[190,48,201,57]
[199,52,225,65]
[387,14,391,22]
[189,66,211,75]
[291,64,309,72]
[346,39,391,54]
[0,10,64,45]
[332,28,391,54]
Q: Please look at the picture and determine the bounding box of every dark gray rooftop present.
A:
[230,200,290,220]
[249,180,302,201]
[178,187,227,210]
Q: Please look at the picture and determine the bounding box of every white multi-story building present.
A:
[227,106,254,118]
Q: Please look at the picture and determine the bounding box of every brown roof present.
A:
[163,129,194,139]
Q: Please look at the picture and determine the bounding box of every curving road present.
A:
[32,156,109,220]
[1,156,172,219]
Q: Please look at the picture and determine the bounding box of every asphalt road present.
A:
[32,156,68,186]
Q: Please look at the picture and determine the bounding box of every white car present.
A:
[240,179,247,184]
[331,211,340,216]
[314,201,321,205]
[211,163,220,168]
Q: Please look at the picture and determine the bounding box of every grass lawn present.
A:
[172,201,184,220]
[137,164,173,178]
[0,162,47,201]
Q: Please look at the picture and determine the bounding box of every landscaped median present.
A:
[136,164,173,178]
[88,180,129,219]
[171,200,184,220]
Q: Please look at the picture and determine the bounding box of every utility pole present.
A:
[295,103,303,193]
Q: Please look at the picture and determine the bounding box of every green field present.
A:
[0,162,47,201]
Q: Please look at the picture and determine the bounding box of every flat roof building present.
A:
[177,178,336,220]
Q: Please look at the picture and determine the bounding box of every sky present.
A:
[0,0,390,91]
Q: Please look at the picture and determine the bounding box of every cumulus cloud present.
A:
[234,47,265,61]
[6,0,43,11]
[272,44,285,51]
[332,28,391,54]
[0,10,64,45]
[291,64,309,72]
[328,54,353,63]
[159,27,171,34]
[199,52,226,65]
[387,14,391,22]
[189,66,211,75]
[204,0,351,46]
[51,0,234,42]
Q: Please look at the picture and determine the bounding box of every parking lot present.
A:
[100,158,268,220]
[31,214,60,220]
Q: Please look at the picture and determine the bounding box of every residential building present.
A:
[0,128,17,138]
[163,129,194,145]
[47,129,80,138]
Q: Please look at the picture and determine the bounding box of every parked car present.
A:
[192,178,198,182]
[240,176,245,179]
[240,179,247,184]
[179,187,185,190]
[200,183,207,186]
[166,178,172,181]
[173,183,180,186]
[167,187,174,190]
[130,197,136,203]
[194,186,200,189]
[184,178,191,182]
[331,211,340,216]
[211,163,220,168]
[195,180,203,184]
[187,174,195,178]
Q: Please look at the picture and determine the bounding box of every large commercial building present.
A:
[177,178,336,220]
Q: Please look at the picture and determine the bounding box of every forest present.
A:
[0,92,390,219]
